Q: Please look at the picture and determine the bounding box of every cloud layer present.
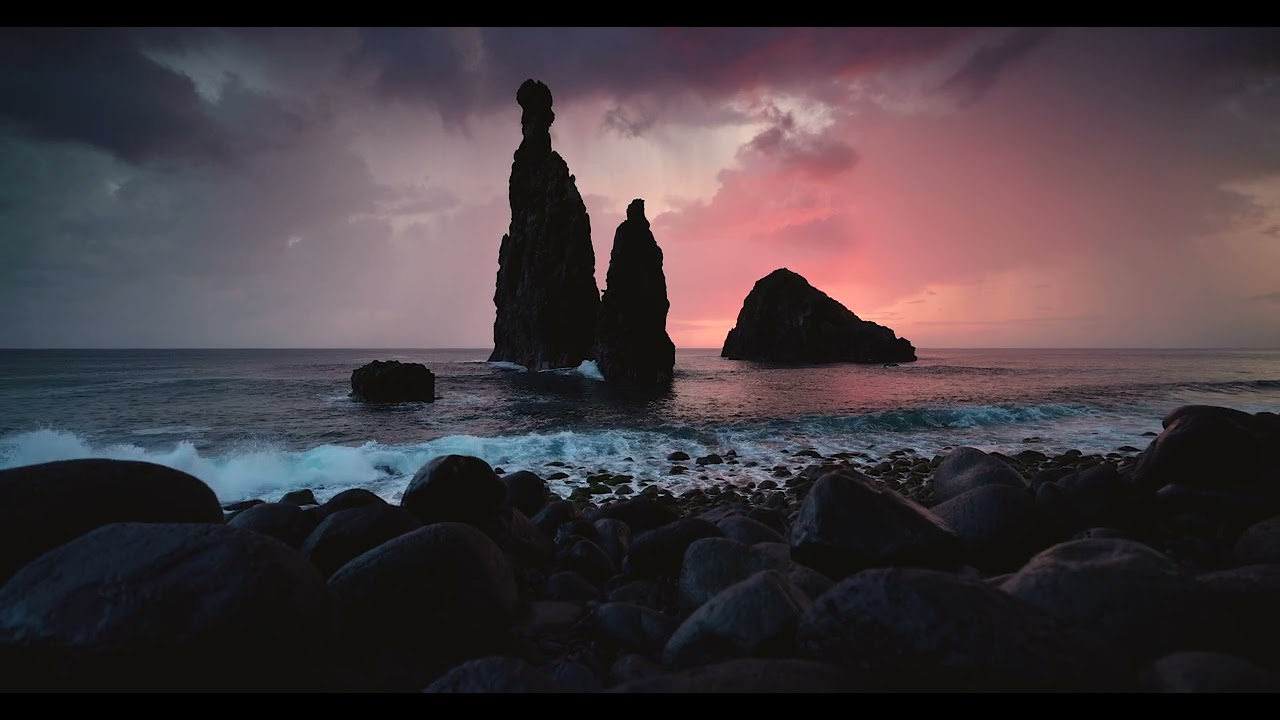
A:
[1,27,1277,348]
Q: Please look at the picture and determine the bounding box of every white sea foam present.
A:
[558,359,604,381]
[0,401,1159,504]
[486,361,528,372]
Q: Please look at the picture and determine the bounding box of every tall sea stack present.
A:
[489,80,600,371]
[595,199,676,387]
[722,268,917,364]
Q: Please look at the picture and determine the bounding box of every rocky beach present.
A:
[1,403,1278,692]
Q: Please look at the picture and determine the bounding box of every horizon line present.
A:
[2,346,1278,352]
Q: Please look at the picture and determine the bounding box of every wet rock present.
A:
[280,489,319,506]
[716,515,784,545]
[593,518,632,570]
[1232,515,1280,566]
[0,522,334,691]
[531,500,578,538]
[667,451,690,461]
[1000,539,1207,661]
[931,447,1028,504]
[789,469,960,578]
[1196,564,1280,666]
[401,454,507,526]
[628,518,723,577]
[931,484,1044,573]
[423,656,560,693]
[502,471,551,518]
[797,567,1122,691]
[0,459,223,585]
[664,570,810,667]
[590,497,680,534]
[299,504,423,578]
[328,523,519,657]
[679,537,832,610]
[544,571,600,603]
[559,538,615,585]
[608,658,865,693]
[305,488,386,526]
[350,360,435,402]
[1137,652,1279,693]
[227,501,314,548]
[593,602,677,655]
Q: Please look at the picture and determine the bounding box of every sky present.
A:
[1,27,1278,350]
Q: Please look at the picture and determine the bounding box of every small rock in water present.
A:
[1022,437,1043,444]
[696,454,724,466]
[667,451,691,461]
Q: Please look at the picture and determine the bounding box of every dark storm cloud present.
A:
[938,27,1053,106]
[0,28,224,163]
[743,109,859,179]
[352,27,982,120]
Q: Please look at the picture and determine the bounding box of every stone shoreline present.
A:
[0,404,1278,692]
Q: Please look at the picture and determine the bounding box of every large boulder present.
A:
[593,602,678,655]
[796,567,1122,691]
[489,79,600,371]
[664,570,811,667]
[1232,515,1280,566]
[626,517,722,577]
[789,469,960,578]
[1000,539,1208,661]
[349,359,435,402]
[594,198,676,387]
[0,523,334,691]
[0,459,222,584]
[304,488,386,526]
[327,523,519,657]
[501,471,551,518]
[589,496,680,534]
[679,537,832,611]
[227,501,315,548]
[1128,406,1280,512]
[1196,564,1280,666]
[300,503,423,578]
[400,454,507,526]
[720,268,915,363]
[1137,652,1279,693]
[930,484,1044,572]
[423,656,562,693]
[609,658,865,693]
[931,447,1028,504]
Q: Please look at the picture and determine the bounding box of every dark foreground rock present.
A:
[720,268,916,363]
[664,570,810,667]
[300,503,423,578]
[789,469,960,578]
[423,656,562,693]
[0,523,335,691]
[609,658,865,693]
[489,79,600,371]
[1137,652,1279,693]
[595,199,676,387]
[327,523,519,658]
[796,567,1123,691]
[930,447,1028,504]
[401,454,507,525]
[1000,539,1207,661]
[0,459,223,584]
[350,360,435,402]
[502,470,551,518]
[227,501,314,547]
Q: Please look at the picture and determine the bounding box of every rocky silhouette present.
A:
[489,79,600,371]
[721,268,916,364]
[595,199,676,387]
[350,360,435,402]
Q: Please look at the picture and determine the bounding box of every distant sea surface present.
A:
[1,348,1277,503]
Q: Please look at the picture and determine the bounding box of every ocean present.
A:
[1,348,1277,504]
